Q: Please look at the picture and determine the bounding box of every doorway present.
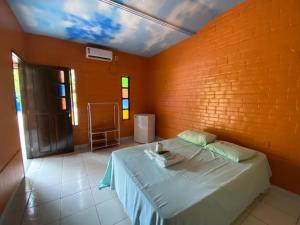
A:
[12,52,75,169]
[12,52,30,171]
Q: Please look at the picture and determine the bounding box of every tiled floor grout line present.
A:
[260,197,300,221]
[91,189,103,225]
[55,155,64,225]
[59,155,65,223]
[296,213,300,225]
[59,205,95,224]
[82,152,104,225]
[251,214,269,225]
[81,153,91,188]
[95,206,103,225]
[245,195,267,225]
[58,153,95,224]
[236,209,251,225]
[19,190,32,225]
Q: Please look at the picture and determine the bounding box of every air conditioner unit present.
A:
[86,47,113,61]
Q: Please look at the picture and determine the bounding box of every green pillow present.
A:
[205,141,256,162]
[177,130,216,146]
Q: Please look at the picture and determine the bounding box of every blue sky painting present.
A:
[7,0,243,57]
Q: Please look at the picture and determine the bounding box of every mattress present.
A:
[100,138,271,225]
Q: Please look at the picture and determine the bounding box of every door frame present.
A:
[11,51,32,169]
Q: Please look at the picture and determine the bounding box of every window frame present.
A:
[70,69,79,126]
[121,75,130,120]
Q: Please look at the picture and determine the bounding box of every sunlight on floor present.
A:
[17,111,30,171]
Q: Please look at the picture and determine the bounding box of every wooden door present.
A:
[24,65,73,158]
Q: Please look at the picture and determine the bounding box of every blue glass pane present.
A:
[59,84,66,96]
[15,94,22,112]
[122,99,129,109]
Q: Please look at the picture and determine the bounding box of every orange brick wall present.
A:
[149,0,300,194]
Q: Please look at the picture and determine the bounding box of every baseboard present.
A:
[270,185,300,200]
[120,136,134,143]
[74,143,89,151]
[0,152,24,214]
[0,176,25,225]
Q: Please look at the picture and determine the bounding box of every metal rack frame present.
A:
[87,102,120,152]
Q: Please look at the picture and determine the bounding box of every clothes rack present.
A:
[87,102,120,151]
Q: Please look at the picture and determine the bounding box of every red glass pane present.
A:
[61,98,66,110]
[59,70,65,83]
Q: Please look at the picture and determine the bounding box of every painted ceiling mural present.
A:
[7,0,243,57]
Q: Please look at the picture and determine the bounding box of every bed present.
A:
[99,138,271,225]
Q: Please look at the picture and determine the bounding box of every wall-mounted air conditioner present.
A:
[86,47,113,62]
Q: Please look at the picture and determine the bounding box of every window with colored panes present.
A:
[121,76,130,120]
[12,53,22,112]
[58,70,67,111]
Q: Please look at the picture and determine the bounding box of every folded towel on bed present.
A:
[155,154,185,168]
[144,149,185,168]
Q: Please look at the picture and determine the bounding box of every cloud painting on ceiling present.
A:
[7,0,243,57]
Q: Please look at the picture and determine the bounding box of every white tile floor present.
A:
[1,142,300,225]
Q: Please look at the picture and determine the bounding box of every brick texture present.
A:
[149,0,300,194]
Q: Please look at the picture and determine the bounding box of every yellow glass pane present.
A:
[122,109,129,120]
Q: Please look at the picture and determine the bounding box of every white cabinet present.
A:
[134,114,155,143]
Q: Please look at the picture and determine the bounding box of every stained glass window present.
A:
[121,76,130,120]
[58,70,66,111]
[12,53,21,112]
